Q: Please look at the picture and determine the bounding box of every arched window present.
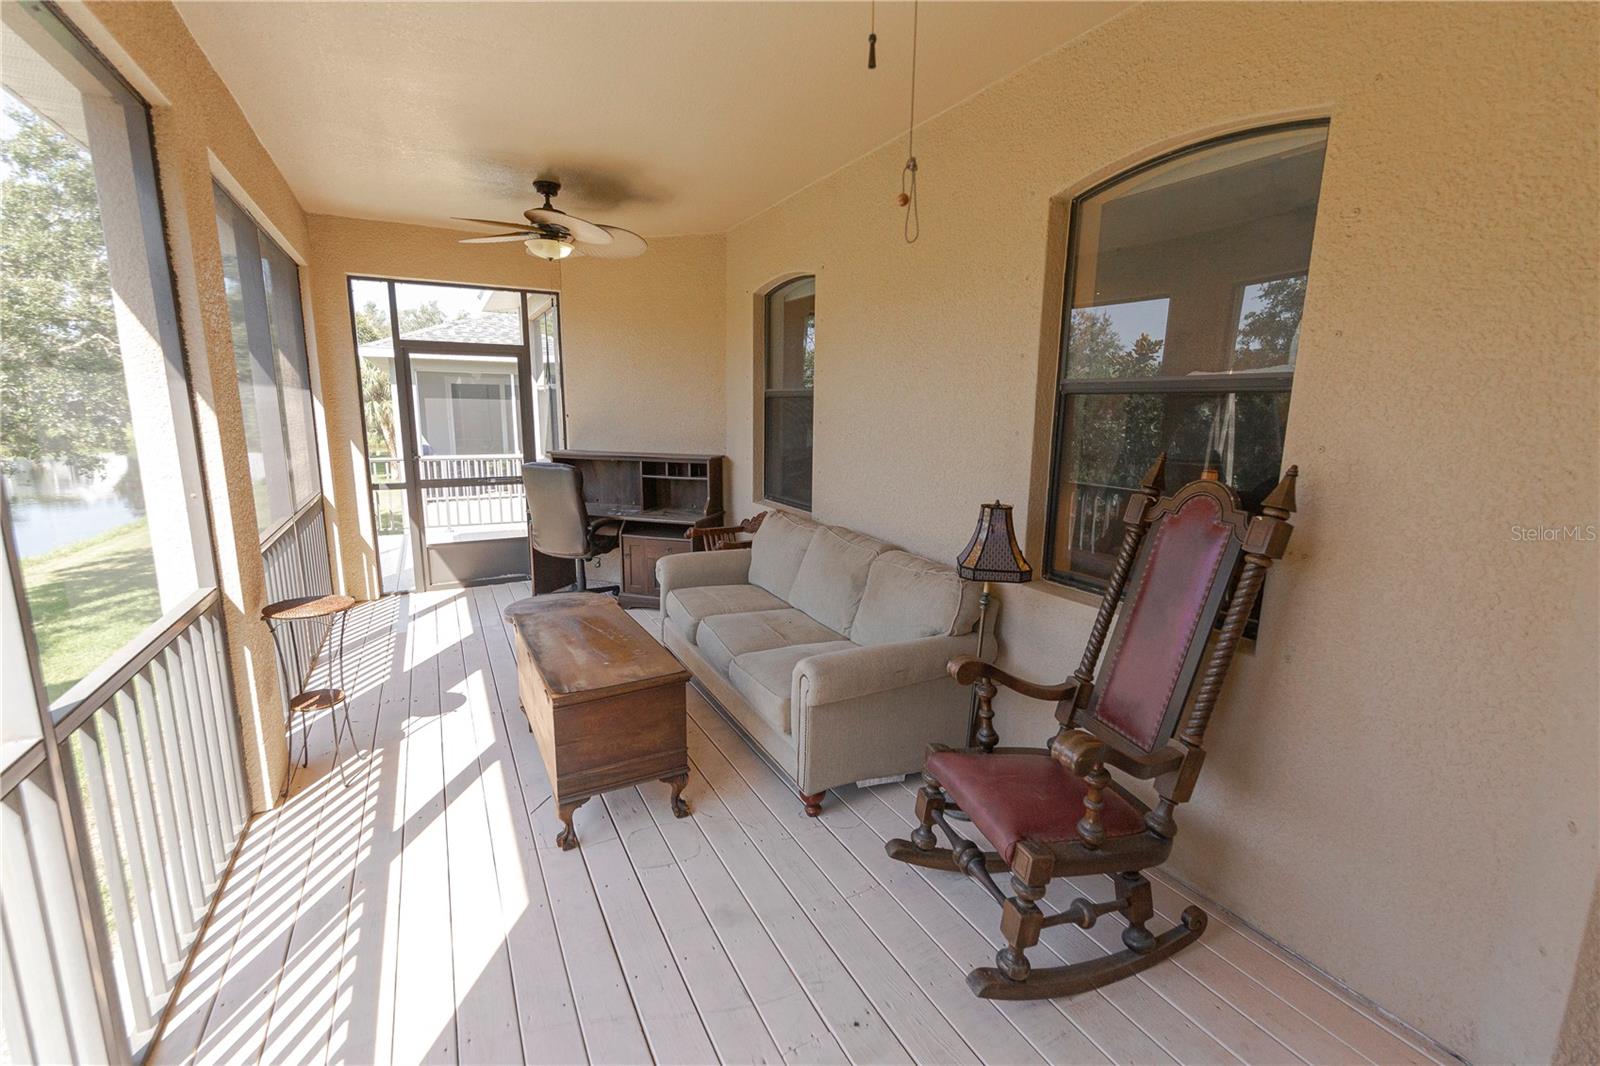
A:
[761,276,815,510]
[1044,122,1329,588]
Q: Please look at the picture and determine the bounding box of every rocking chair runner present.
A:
[886,455,1299,1000]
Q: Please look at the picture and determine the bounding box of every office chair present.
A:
[522,462,621,595]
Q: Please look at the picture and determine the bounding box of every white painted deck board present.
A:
[154,588,1447,1066]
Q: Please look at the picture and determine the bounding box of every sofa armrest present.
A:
[656,547,752,605]
[794,631,996,707]
[789,631,997,795]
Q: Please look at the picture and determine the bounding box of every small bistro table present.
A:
[260,593,361,795]
[503,593,692,850]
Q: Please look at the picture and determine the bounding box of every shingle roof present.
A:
[403,312,523,346]
[356,312,528,362]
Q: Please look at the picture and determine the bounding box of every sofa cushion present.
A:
[727,640,854,734]
[663,584,788,644]
[851,550,980,646]
[786,525,890,636]
[748,510,819,599]
[697,608,843,676]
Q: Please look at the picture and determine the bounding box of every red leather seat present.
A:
[926,749,1147,863]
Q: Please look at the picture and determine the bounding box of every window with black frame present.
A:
[0,5,215,701]
[1,6,244,1061]
[1045,122,1328,589]
[214,183,321,537]
[762,275,815,511]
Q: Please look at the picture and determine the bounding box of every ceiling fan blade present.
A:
[574,225,647,259]
[458,232,535,244]
[522,206,613,245]
[454,215,538,230]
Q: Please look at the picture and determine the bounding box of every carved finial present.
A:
[1262,465,1298,518]
[1140,453,1167,495]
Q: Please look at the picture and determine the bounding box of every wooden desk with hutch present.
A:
[532,450,725,607]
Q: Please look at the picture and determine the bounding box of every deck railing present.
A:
[368,454,527,533]
[1067,480,1132,554]
[260,496,333,694]
[416,453,521,481]
[421,483,525,531]
[2,588,248,1062]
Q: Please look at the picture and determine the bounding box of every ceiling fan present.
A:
[454,179,647,262]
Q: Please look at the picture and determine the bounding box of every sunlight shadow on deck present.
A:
[155,586,1447,1066]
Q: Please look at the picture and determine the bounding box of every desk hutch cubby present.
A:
[542,450,725,607]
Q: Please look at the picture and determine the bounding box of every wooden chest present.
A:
[502,593,692,849]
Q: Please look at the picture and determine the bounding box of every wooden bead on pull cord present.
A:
[896,192,911,207]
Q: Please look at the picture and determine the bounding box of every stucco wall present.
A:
[722,3,1599,1061]
[560,236,727,455]
[75,0,317,807]
[303,215,726,597]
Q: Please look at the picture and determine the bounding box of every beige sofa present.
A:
[656,510,992,815]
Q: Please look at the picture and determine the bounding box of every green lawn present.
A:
[19,517,160,701]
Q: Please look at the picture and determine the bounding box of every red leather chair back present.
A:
[1087,483,1247,752]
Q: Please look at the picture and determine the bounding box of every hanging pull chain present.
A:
[899,0,920,243]
[900,158,919,242]
[867,0,877,68]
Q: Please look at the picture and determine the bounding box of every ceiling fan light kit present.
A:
[526,238,573,261]
[455,178,647,261]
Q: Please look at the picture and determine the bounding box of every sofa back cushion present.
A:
[851,550,981,646]
[787,525,891,635]
[748,510,819,599]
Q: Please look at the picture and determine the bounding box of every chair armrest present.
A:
[655,547,752,604]
[688,511,768,550]
[688,523,739,539]
[946,655,1079,703]
[798,633,993,706]
[1050,728,1106,776]
[1046,726,1117,847]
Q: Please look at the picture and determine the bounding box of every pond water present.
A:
[7,494,143,558]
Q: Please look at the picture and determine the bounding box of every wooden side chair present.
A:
[686,510,768,551]
[886,455,1299,999]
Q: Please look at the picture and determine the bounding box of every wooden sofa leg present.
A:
[801,791,824,817]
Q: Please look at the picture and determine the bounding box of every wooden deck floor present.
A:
[153,586,1445,1066]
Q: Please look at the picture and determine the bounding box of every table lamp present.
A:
[956,501,1033,751]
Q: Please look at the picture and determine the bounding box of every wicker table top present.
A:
[261,594,358,622]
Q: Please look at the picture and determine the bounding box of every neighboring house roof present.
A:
[359,311,522,359]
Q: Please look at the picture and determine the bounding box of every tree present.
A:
[1233,275,1306,370]
[1066,308,1163,379]
[0,105,129,478]
[352,300,388,344]
[352,300,447,458]
[361,360,396,457]
[352,298,447,346]
[400,301,446,334]
[1063,309,1168,494]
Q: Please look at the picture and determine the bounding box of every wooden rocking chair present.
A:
[687,510,768,551]
[886,455,1299,999]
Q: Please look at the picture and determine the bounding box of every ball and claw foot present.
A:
[664,774,691,818]
[555,800,585,851]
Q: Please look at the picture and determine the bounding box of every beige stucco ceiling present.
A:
[174,1,1127,236]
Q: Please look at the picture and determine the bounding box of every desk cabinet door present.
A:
[623,536,690,599]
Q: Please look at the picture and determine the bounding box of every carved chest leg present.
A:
[555,798,588,850]
[663,773,691,818]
